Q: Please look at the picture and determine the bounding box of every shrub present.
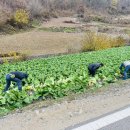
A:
[42,11,51,19]
[111,36,125,47]
[0,52,29,64]
[13,9,29,28]
[19,53,29,61]
[81,32,125,52]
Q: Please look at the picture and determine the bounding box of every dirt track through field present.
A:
[41,17,80,28]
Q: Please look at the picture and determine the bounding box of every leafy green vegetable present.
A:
[0,46,130,113]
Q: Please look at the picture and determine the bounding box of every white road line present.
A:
[72,107,130,130]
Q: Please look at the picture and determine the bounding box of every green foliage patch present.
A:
[0,46,129,114]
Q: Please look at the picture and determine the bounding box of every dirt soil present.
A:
[42,17,80,28]
[0,31,83,56]
[0,80,130,130]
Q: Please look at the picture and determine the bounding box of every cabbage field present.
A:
[0,46,130,114]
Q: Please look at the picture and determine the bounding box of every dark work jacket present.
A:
[88,63,101,71]
[10,71,28,80]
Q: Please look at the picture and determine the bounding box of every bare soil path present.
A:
[41,17,80,28]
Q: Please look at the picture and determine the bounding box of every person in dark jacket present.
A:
[3,71,28,92]
[119,61,130,80]
[88,63,104,76]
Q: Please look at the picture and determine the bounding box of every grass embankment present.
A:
[0,46,129,115]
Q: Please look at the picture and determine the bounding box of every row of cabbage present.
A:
[0,46,129,114]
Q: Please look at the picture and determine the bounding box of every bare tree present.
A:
[27,0,43,18]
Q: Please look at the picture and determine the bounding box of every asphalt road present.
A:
[67,105,130,130]
[100,116,130,130]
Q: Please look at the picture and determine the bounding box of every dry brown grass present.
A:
[0,31,83,56]
[81,32,125,52]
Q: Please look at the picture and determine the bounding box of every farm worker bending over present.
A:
[119,61,130,80]
[3,71,28,92]
[88,63,104,77]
